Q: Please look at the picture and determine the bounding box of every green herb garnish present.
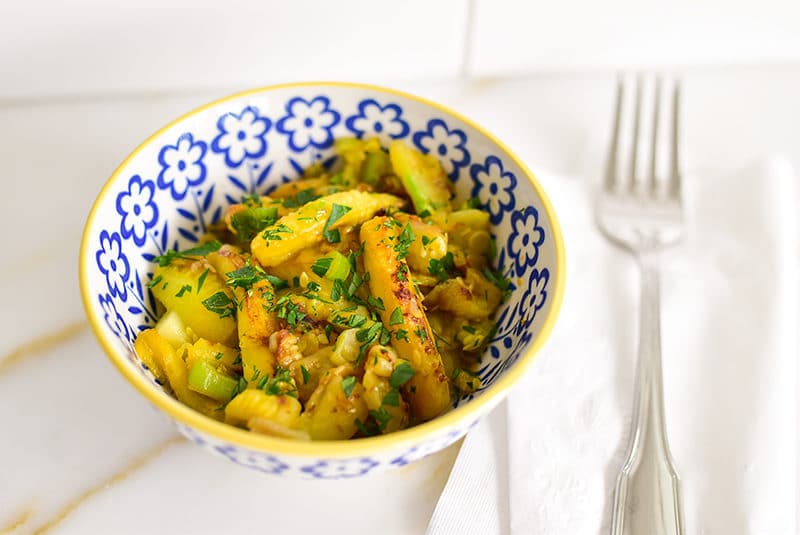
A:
[175,284,192,297]
[389,307,404,326]
[225,264,267,292]
[390,362,415,389]
[382,390,400,407]
[428,252,457,281]
[394,223,416,260]
[322,203,352,243]
[231,206,279,242]
[153,240,222,266]
[341,376,357,397]
[202,291,236,318]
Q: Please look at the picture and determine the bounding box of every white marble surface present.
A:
[1,66,797,534]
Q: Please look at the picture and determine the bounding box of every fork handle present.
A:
[610,250,685,535]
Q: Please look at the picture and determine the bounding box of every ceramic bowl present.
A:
[79,82,565,479]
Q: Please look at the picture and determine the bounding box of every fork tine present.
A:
[669,80,682,198]
[648,77,661,192]
[604,77,624,192]
[628,76,642,190]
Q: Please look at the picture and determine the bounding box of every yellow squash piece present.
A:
[225,389,302,430]
[301,365,368,440]
[238,280,279,385]
[425,268,503,319]
[135,328,222,420]
[251,190,404,267]
[362,345,409,433]
[360,216,451,421]
[150,259,236,344]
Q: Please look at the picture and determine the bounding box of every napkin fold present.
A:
[428,157,798,535]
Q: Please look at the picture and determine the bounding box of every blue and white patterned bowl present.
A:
[79,82,565,479]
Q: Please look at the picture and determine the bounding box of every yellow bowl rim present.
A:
[79,80,566,458]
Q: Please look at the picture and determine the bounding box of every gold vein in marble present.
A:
[30,436,183,535]
[0,321,87,376]
[0,506,33,534]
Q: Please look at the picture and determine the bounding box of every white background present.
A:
[0,1,797,534]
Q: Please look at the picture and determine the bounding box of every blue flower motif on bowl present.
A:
[469,155,517,224]
[210,106,271,168]
[95,230,130,300]
[276,96,341,152]
[98,293,129,344]
[157,133,207,200]
[391,430,464,467]
[214,445,289,475]
[345,98,409,140]
[412,118,470,180]
[300,458,379,479]
[507,206,545,276]
[518,267,550,331]
[116,175,159,247]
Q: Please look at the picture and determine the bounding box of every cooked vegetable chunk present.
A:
[360,216,451,421]
[150,259,237,344]
[251,190,405,267]
[389,140,452,215]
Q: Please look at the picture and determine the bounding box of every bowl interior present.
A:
[81,82,563,452]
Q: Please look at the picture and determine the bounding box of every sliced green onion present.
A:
[187,359,239,402]
[324,251,351,281]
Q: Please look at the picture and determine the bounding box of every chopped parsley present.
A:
[269,295,307,328]
[414,327,429,341]
[300,364,311,385]
[369,407,392,431]
[395,329,409,341]
[462,324,477,334]
[356,322,383,344]
[341,376,357,397]
[389,307,404,326]
[428,252,457,281]
[263,274,288,290]
[346,314,367,328]
[231,206,279,242]
[175,284,192,297]
[396,262,409,282]
[282,188,320,208]
[153,240,222,266]
[421,235,438,247]
[379,327,392,345]
[147,274,163,288]
[482,266,512,297]
[197,269,209,294]
[225,264,267,292]
[322,203,352,243]
[311,257,333,278]
[261,367,298,397]
[229,376,248,401]
[214,352,224,360]
[367,296,385,311]
[394,223,416,260]
[390,362,415,389]
[306,281,321,293]
[202,291,236,318]
[330,279,345,302]
[261,223,293,241]
[382,390,400,407]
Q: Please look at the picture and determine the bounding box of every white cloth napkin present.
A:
[428,157,798,535]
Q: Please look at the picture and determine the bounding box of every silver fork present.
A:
[596,77,685,535]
